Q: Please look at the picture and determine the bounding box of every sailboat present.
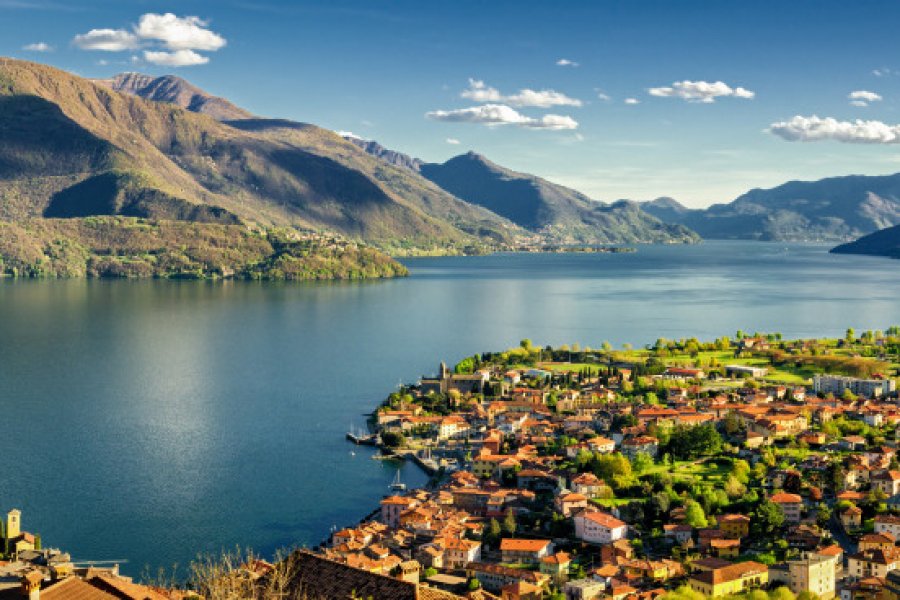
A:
[389,470,406,492]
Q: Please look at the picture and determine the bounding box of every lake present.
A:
[0,241,897,576]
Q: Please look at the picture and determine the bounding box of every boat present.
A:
[389,470,406,492]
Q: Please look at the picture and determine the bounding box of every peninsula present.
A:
[6,329,900,599]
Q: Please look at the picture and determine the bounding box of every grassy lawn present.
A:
[536,362,605,372]
[592,497,644,507]
[638,458,732,483]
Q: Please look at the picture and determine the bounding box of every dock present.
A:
[345,432,379,445]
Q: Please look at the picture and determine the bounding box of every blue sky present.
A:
[4,0,900,207]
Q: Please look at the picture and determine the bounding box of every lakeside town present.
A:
[326,331,900,600]
[5,329,900,599]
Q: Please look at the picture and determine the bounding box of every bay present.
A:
[0,241,897,576]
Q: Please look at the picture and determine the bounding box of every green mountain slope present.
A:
[831,224,900,259]
[419,152,700,244]
[643,174,900,242]
[0,217,407,279]
[0,59,519,254]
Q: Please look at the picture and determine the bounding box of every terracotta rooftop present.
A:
[769,492,802,503]
[691,561,768,585]
[579,510,626,529]
[499,538,551,553]
[38,578,120,600]
[284,551,463,600]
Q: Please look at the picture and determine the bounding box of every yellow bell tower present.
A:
[6,509,21,540]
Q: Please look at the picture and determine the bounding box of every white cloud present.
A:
[426,104,578,130]
[873,68,899,77]
[445,138,460,145]
[73,12,225,65]
[460,79,502,103]
[596,90,611,102]
[136,13,226,51]
[624,98,640,105]
[848,90,882,107]
[769,115,900,144]
[73,28,139,51]
[849,90,882,102]
[648,80,755,103]
[143,49,209,67]
[22,41,52,52]
[506,89,582,108]
[556,58,579,67]
[461,79,582,108]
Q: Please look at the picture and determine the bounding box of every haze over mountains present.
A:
[339,136,698,243]
[642,175,900,242]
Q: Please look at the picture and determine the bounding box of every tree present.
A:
[484,518,502,546]
[731,459,751,484]
[593,453,633,489]
[575,449,593,471]
[503,508,517,536]
[724,475,746,499]
[816,504,832,528]
[381,431,405,449]
[650,492,671,517]
[631,452,654,473]
[684,500,708,528]
[769,587,797,600]
[659,584,706,600]
[724,411,743,435]
[755,500,785,534]
[467,578,481,591]
[667,424,723,460]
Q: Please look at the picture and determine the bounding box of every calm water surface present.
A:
[0,241,897,575]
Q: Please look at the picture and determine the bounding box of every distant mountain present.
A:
[831,224,900,259]
[643,174,900,242]
[641,197,695,224]
[418,152,699,244]
[342,135,423,172]
[95,72,254,121]
[0,59,520,256]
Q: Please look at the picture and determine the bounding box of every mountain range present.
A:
[3,56,900,275]
[342,136,698,244]
[0,58,525,258]
[98,72,697,246]
[642,175,900,242]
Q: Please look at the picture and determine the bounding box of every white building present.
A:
[573,510,627,544]
[875,514,900,538]
[813,375,895,398]
[788,553,835,600]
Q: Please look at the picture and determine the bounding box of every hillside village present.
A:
[320,331,900,600]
